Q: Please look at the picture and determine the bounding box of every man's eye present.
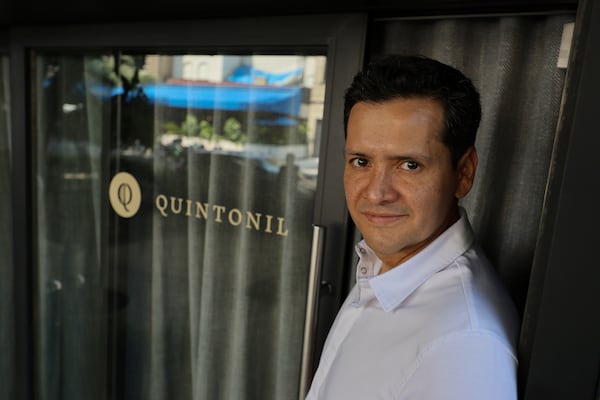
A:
[401,160,420,170]
[351,158,368,167]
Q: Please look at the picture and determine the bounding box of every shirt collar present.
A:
[354,207,475,312]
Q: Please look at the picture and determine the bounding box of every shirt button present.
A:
[359,247,367,255]
[360,267,367,274]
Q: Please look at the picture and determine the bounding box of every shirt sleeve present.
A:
[401,332,518,400]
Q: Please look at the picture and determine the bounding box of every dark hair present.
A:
[343,54,481,167]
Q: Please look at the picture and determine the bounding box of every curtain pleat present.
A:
[31,55,107,400]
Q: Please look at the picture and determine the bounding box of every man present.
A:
[305,55,520,399]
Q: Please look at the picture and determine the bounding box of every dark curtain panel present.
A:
[369,13,574,313]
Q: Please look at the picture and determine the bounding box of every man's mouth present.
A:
[363,211,407,225]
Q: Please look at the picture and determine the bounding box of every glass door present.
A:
[21,15,366,400]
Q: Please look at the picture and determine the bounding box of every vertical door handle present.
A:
[298,224,325,399]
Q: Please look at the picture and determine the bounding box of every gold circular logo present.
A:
[109,172,142,218]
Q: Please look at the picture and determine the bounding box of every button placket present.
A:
[353,244,376,306]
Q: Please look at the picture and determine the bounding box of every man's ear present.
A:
[455,146,478,199]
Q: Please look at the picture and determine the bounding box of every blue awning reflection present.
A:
[89,82,303,117]
[144,83,302,115]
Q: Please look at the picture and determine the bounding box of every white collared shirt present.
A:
[305,210,520,400]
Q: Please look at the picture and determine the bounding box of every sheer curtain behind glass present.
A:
[0,55,16,400]
[34,52,325,400]
[370,14,574,312]
[34,54,108,400]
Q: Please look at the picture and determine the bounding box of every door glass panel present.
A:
[33,52,326,400]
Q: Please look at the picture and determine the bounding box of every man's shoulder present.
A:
[416,247,520,348]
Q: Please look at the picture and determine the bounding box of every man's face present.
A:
[344,97,476,273]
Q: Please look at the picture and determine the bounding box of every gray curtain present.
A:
[0,56,16,400]
[370,13,574,312]
[34,55,107,400]
[115,96,314,400]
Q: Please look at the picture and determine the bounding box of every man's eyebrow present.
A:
[394,152,433,161]
[343,145,366,155]
[344,148,433,162]
[344,149,367,156]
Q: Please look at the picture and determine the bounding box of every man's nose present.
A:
[364,167,398,204]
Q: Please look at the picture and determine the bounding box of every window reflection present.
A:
[34,53,326,400]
